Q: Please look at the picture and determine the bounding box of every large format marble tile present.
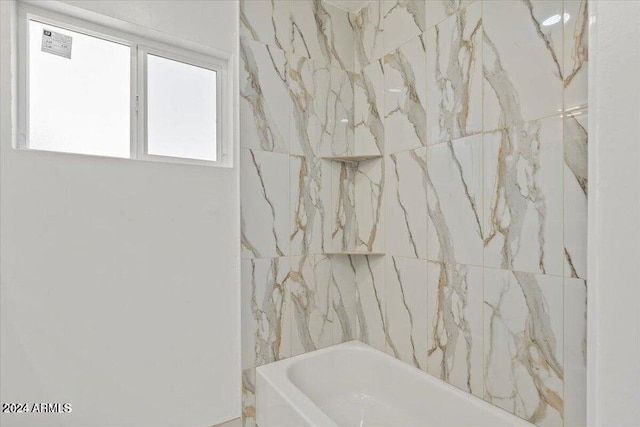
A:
[331,161,358,252]
[290,0,354,70]
[290,156,332,256]
[354,158,386,253]
[384,34,427,154]
[352,0,384,71]
[427,261,483,397]
[354,255,387,352]
[288,53,326,157]
[241,368,256,427]
[425,0,473,30]
[385,256,428,370]
[288,54,353,157]
[287,54,331,157]
[323,2,356,70]
[354,60,385,155]
[425,2,482,145]
[289,255,334,356]
[240,38,289,153]
[382,0,426,54]
[241,149,289,259]
[564,278,587,427]
[484,269,564,427]
[240,0,289,51]
[290,0,329,64]
[564,0,589,112]
[241,257,290,370]
[564,111,588,279]
[427,135,483,266]
[483,116,563,276]
[483,0,563,131]
[288,254,355,354]
[329,255,358,344]
[328,66,355,156]
[386,148,428,258]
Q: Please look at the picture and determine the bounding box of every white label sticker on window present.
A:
[41,29,72,59]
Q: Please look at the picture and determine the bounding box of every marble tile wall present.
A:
[484,269,564,426]
[240,1,359,425]
[427,261,483,397]
[240,1,588,426]
[355,1,587,426]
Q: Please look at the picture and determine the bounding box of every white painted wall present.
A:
[587,2,640,426]
[0,1,240,426]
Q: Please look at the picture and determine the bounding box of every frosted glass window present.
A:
[146,55,217,161]
[28,20,130,157]
[21,8,228,165]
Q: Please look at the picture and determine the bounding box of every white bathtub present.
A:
[256,341,533,427]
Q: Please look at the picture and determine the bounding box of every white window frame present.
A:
[137,45,224,165]
[16,1,232,167]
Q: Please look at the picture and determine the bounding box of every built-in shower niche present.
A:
[324,154,385,255]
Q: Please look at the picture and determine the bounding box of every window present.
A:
[27,20,131,158]
[144,54,218,161]
[18,4,230,166]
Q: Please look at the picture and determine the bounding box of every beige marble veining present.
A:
[427,261,483,397]
[239,1,588,426]
[484,269,564,426]
[426,2,482,144]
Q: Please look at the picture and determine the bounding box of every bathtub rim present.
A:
[256,340,533,427]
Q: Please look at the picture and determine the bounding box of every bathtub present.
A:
[256,341,533,427]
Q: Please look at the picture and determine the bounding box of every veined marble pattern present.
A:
[427,261,483,397]
[484,269,564,427]
[290,0,354,70]
[351,0,384,71]
[329,256,358,343]
[384,34,427,154]
[426,2,482,144]
[288,54,353,157]
[483,116,563,276]
[289,255,333,355]
[331,161,358,252]
[291,0,320,61]
[241,149,289,259]
[564,0,588,112]
[242,369,256,427]
[564,278,587,427]
[240,38,289,153]
[239,1,587,425]
[386,148,428,258]
[354,60,385,155]
[427,135,483,266]
[324,2,356,70]
[483,0,563,131]
[289,254,355,355]
[240,0,289,51]
[354,158,385,253]
[241,257,291,371]
[385,256,428,370]
[425,0,473,30]
[290,156,331,256]
[288,53,325,157]
[564,111,588,279]
[382,0,426,54]
[354,255,387,352]
[329,66,355,156]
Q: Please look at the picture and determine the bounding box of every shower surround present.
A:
[239,0,588,426]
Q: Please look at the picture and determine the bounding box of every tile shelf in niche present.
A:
[320,154,383,163]
[325,251,385,256]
